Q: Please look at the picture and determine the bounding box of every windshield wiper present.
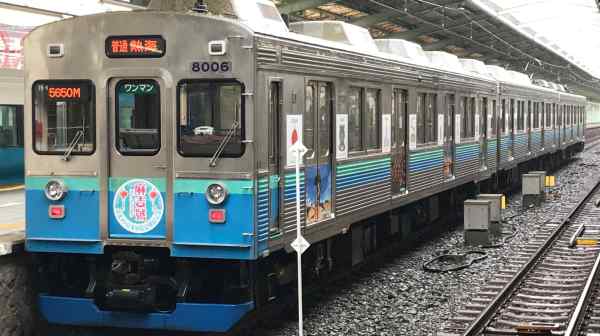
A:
[62,130,84,161]
[209,120,240,168]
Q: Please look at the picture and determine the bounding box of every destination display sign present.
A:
[46,83,90,100]
[105,35,165,58]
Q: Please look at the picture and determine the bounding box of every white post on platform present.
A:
[290,141,309,336]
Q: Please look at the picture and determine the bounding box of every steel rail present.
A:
[462,178,600,336]
[564,248,600,335]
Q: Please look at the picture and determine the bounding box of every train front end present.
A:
[24,8,260,332]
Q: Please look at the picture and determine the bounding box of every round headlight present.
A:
[44,180,67,201]
[206,183,227,205]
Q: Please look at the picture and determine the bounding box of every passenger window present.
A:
[501,99,506,134]
[392,89,408,150]
[348,87,362,152]
[510,99,515,131]
[269,81,281,166]
[491,99,497,136]
[33,81,95,155]
[116,80,160,155]
[365,88,381,150]
[417,93,437,144]
[461,97,475,139]
[178,80,244,157]
[0,105,23,148]
[417,93,426,144]
[318,83,332,158]
[304,83,315,157]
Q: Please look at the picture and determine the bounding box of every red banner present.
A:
[0,24,32,70]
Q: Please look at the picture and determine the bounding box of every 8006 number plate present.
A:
[191,61,231,73]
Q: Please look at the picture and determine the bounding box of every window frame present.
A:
[348,85,383,155]
[32,79,96,156]
[347,86,364,154]
[460,95,476,140]
[490,99,497,137]
[416,91,438,146]
[115,79,162,156]
[364,87,382,151]
[0,104,23,148]
[175,78,246,158]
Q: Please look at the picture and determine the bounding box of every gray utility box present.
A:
[529,171,547,198]
[522,173,543,208]
[464,199,492,246]
[476,194,502,237]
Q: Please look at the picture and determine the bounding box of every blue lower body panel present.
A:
[40,296,254,332]
[0,147,23,185]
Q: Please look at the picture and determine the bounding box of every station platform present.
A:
[0,185,25,255]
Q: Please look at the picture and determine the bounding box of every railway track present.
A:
[562,236,600,335]
[441,176,600,335]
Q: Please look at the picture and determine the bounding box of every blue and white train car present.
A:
[0,68,24,186]
[22,0,586,333]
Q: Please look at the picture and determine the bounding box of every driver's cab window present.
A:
[178,80,244,157]
[116,79,160,155]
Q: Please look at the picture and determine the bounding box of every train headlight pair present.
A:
[44,180,67,201]
[206,183,227,205]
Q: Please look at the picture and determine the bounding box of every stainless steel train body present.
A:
[23,3,586,332]
[0,68,24,185]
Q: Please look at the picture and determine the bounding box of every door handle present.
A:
[153,164,168,170]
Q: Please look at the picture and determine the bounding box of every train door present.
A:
[304,81,333,225]
[392,88,408,194]
[107,78,169,240]
[479,97,487,170]
[443,93,455,179]
[268,80,283,233]
[527,101,532,153]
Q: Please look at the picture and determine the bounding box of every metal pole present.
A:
[295,147,304,336]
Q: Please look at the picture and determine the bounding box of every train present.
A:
[0,68,24,186]
[23,0,586,332]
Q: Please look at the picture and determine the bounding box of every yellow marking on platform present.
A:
[0,185,24,192]
[577,239,598,246]
[501,195,507,209]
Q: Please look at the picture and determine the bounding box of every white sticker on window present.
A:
[409,114,417,150]
[437,114,444,146]
[336,114,348,160]
[455,114,461,144]
[382,114,392,154]
[286,115,303,167]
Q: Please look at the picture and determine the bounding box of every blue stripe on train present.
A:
[0,147,24,185]
[26,189,102,254]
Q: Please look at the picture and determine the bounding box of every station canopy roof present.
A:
[275,0,600,100]
[0,0,143,26]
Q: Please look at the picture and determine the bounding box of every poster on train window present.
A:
[437,114,444,146]
[286,115,303,167]
[409,114,417,150]
[336,114,348,160]
[382,114,391,154]
[474,113,480,140]
[455,114,461,144]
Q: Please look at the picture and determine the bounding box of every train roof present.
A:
[424,51,465,75]
[373,39,430,66]
[460,59,493,80]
